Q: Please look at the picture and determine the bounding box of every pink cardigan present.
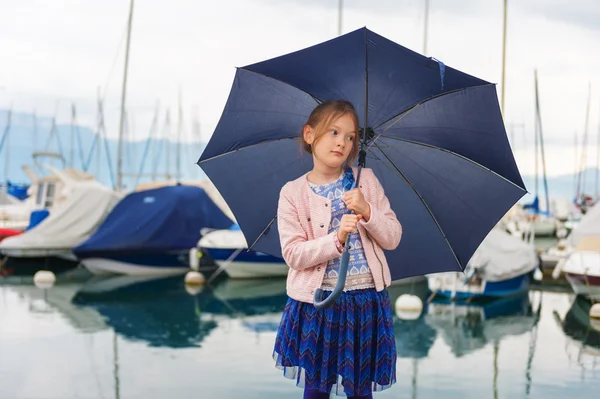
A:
[277,167,402,303]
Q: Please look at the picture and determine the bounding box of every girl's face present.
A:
[304,113,357,171]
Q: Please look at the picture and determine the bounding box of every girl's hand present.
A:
[343,189,371,221]
[337,214,362,245]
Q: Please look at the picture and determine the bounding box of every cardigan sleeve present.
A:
[359,168,402,250]
[277,183,342,270]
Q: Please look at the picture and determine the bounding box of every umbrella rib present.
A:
[247,215,277,252]
[372,83,496,132]
[377,136,527,193]
[197,137,298,164]
[238,67,325,104]
[371,141,465,271]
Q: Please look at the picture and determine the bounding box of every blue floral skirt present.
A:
[272,288,396,396]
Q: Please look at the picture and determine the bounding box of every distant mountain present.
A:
[0,109,207,189]
[521,168,600,204]
[2,109,598,201]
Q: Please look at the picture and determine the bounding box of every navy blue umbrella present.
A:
[197,27,526,308]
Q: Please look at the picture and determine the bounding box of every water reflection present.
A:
[2,272,600,398]
[387,281,437,359]
[425,293,539,358]
[554,295,600,373]
[209,278,288,333]
[71,275,290,348]
[72,275,219,348]
[0,275,107,333]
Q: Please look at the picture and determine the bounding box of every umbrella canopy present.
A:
[198,27,526,281]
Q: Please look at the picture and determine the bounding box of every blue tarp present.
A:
[6,181,29,200]
[523,195,551,216]
[73,185,233,257]
[26,209,49,231]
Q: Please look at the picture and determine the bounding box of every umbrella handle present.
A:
[313,250,350,310]
[313,165,363,310]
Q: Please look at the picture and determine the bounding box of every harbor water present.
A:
[0,271,598,399]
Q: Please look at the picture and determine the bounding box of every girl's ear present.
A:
[303,125,314,145]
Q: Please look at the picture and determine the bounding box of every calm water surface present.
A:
[0,270,598,399]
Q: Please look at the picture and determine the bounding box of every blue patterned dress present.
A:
[273,168,396,396]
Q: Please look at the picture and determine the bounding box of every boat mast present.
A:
[576,83,591,201]
[501,0,508,116]
[423,0,429,55]
[337,0,343,36]
[116,0,135,191]
[177,88,182,182]
[2,107,11,188]
[534,69,550,215]
[595,99,600,198]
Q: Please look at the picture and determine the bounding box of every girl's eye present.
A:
[347,136,354,141]
[329,129,338,135]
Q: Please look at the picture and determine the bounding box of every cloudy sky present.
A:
[1,0,599,177]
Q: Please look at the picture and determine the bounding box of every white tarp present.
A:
[467,227,539,282]
[550,196,577,221]
[0,182,121,254]
[198,228,247,250]
[568,203,600,247]
[0,191,20,206]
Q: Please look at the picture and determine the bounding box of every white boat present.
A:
[0,168,52,231]
[0,176,120,259]
[500,202,559,239]
[428,226,539,300]
[531,214,558,237]
[557,237,600,300]
[541,238,571,269]
[550,196,580,222]
[548,203,600,277]
[198,226,289,279]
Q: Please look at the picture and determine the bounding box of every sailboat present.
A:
[500,71,558,239]
[542,85,598,272]
[523,70,557,237]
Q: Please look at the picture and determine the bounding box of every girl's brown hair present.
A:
[301,100,360,168]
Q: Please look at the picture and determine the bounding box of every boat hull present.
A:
[80,252,217,277]
[204,248,288,279]
[428,272,531,300]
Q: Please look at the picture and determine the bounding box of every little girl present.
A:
[273,100,402,398]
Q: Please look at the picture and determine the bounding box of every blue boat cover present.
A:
[7,181,29,200]
[74,185,233,257]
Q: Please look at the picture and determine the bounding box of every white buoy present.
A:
[185,271,205,286]
[395,294,423,320]
[590,303,600,320]
[33,270,56,289]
